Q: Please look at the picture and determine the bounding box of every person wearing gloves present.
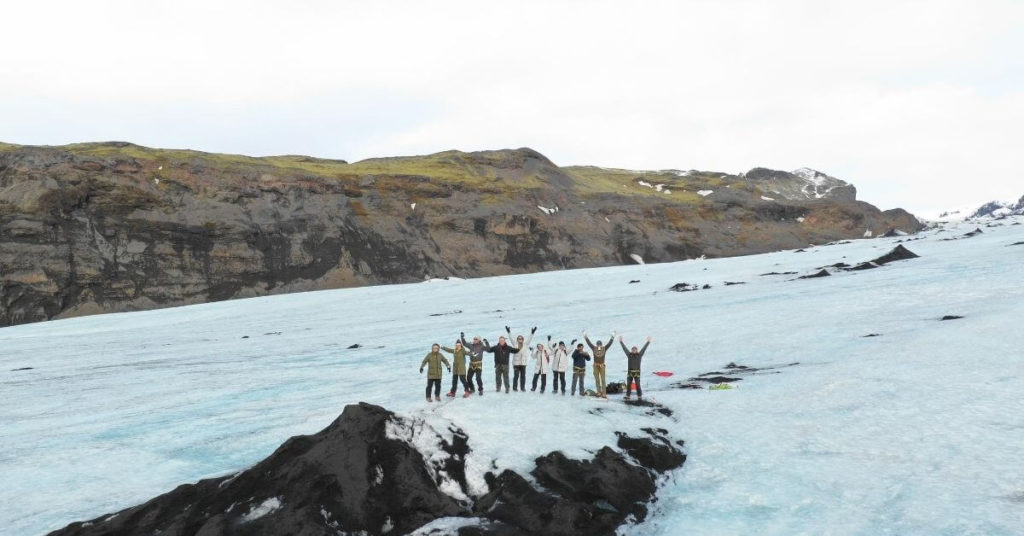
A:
[441,340,472,398]
[530,342,551,393]
[619,335,652,400]
[484,335,520,393]
[584,332,615,398]
[548,337,571,395]
[420,343,451,402]
[460,332,488,395]
[570,343,591,396]
[507,325,536,392]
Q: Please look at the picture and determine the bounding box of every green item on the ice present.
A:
[709,383,733,391]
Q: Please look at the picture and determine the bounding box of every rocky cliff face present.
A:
[0,142,922,326]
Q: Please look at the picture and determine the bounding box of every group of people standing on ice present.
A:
[420,326,651,403]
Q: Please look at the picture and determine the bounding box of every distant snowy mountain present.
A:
[969,194,1024,219]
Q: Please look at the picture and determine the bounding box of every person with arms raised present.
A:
[460,332,487,396]
[484,335,519,394]
[619,335,652,400]
[441,340,472,398]
[570,343,590,396]
[584,331,615,398]
[506,325,535,392]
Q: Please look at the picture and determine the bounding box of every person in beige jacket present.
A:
[584,332,615,398]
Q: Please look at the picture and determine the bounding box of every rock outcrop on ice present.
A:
[48,403,686,536]
[0,142,922,326]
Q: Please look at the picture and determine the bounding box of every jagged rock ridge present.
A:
[48,402,686,536]
[0,142,923,326]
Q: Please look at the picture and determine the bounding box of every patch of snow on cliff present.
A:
[410,203,416,210]
[537,205,558,215]
[761,196,775,202]
[629,254,645,265]
[385,417,469,502]
[863,229,873,238]
[241,497,282,523]
[698,190,713,197]
[410,517,487,535]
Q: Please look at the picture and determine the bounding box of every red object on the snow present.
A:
[652,371,674,377]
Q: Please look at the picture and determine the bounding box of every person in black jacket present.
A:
[484,335,519,394]
[570,343,591,396]
[619,336,651,399]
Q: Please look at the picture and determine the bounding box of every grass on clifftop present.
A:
[12,141,732,202]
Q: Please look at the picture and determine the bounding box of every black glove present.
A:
[531,326,537,334]
[460,331,465,338]
[505,325,511,334]
[547,335,551,340]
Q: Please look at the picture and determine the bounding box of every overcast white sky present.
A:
[2,1,1022,214]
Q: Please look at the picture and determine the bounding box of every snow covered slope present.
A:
[3,218,1024,535]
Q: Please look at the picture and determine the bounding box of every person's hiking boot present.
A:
[505,388,510,394]
[446,391,456,398]
[426,396,433,403]
[463,390,472,398]
[624,395,632,400]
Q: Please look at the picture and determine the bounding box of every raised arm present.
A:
[638,338,651,357]
[460,332,469,346]
[440,346,455,354]
[584,334,596,351]
[620,339,630,355]
[605,334,615,348]
[483,339,494,352]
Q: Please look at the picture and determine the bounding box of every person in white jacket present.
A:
[506,325,535,392]
[548,338,570,395]
[530,342,551,393]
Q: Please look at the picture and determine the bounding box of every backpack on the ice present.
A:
[605,381,626,394]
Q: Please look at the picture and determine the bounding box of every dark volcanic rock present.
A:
[692,375,743,383]
[798,269,831,279]
[531,448,655,519]
[760,271,797,276]
[50,402,688,536]
[870,245,919,265]
[940,315,964,321]
[622,398,674,417]
[669,282,706,292]
[48,403,466,536]
[616,431,687,473]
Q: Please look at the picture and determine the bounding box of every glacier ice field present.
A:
[2,218,1023,535]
